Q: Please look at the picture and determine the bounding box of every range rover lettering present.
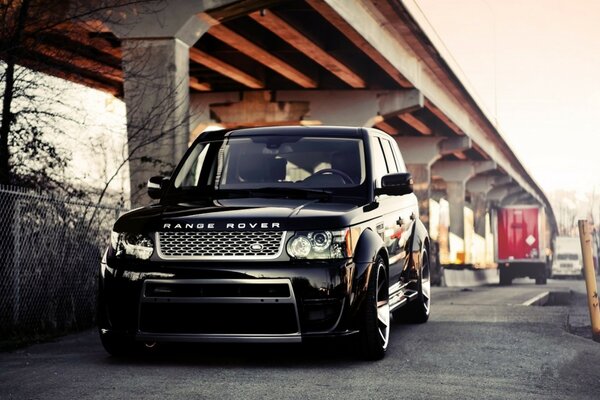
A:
[98,126,431,360]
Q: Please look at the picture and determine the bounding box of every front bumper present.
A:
[98,257,370,343]
[552,264,582,277]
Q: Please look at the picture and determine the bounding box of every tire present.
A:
[394,251,431,323]
[499,268,512,286]
[358,255,390,361]
[535,276,547,285]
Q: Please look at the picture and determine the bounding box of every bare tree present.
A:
[0,0,168,197]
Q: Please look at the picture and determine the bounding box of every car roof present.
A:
[198,125,369,142]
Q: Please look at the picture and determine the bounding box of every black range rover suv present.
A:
[99,126,431,360]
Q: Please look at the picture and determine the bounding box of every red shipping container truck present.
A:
[494,205,551,285]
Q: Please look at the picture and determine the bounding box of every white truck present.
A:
[551,236,582,278]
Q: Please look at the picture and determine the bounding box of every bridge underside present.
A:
[3,0,557,267]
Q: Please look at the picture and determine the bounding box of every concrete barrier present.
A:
[443,267,499,287]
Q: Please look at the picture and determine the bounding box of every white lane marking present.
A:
[522,291,550,306]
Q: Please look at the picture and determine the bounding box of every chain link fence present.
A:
[0,185,123,345]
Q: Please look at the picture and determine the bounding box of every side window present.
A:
[382,139,399,173]
[370,136,389,179]
[385,139,407,173]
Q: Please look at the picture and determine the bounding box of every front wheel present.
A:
[358,255,390,360]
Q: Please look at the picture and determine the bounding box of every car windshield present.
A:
[170,135,367,199]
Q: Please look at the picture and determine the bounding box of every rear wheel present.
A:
[394,251,431,323]
[358,255,389,360]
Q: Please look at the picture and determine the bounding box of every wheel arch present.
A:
[410,218,430,270]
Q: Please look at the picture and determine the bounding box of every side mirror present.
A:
[147,176,169,199]
[376,172,414,196]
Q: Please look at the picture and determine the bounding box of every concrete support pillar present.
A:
[466,174,510,268]
[121,38,195,204]
[432,161,495,264]
[467,174,510,237]
[107,0,236,206]
[400,136,471,231]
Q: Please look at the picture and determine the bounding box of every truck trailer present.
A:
[493,205,552,285]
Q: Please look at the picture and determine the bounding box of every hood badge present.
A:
[162,222,280,230]
[250,243,264,252]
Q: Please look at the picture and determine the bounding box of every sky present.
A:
[405,0,600,195]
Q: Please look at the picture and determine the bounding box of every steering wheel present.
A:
[312,168,354,184]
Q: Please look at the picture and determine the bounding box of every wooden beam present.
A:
[189,77,211,91]
[425,99,463,135]
[189,47,264,89]
[248,10,365,89]
[207,24,317,88]
[399,113,431,135]
[305,0,412,89]
[375,121,398,135]
[15,49,122,95]
[22,38,124,83]
[208,0,284,22]
[453,151,468,160]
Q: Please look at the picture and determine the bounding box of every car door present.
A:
[371,135,418,285]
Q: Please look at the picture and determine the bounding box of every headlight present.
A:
[287,229,352,259]
[110,231,154,260]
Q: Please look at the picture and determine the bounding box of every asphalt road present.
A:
[1,279,599,400]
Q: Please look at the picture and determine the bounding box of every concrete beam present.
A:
[501,190,539,206]
[399,136,471,166]
[440,136,472,156]
[399,137,445,166]
[211,91,309,128]
[487,184,522,203]
[432,161,496,185]
[321,0,550,218]
[378,89,424,118]
[467,174,511,195]
[104,0,237,45]
[276,90,422,127]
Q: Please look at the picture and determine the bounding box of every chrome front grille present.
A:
[157,231,286,260]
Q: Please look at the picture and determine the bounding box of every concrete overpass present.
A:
[6,0,557,266]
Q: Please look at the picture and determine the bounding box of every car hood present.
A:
[113,198,368,232]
